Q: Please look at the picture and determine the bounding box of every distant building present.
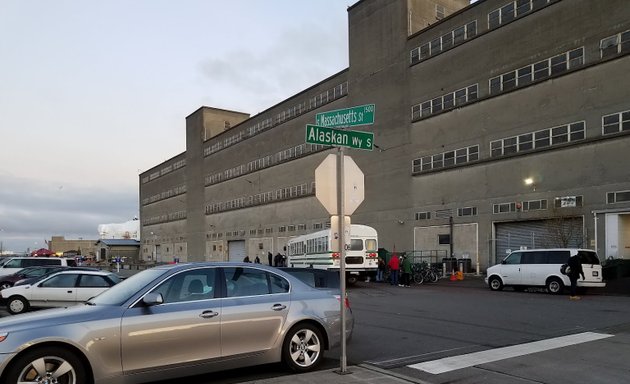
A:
[95,239,141,263]
[139,0,630,270]
[48,236,97,259]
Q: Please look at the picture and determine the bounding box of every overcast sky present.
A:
[0,0,352,253]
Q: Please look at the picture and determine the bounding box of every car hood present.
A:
[0,304,120,332]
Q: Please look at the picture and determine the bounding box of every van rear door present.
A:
[577,250,605,287]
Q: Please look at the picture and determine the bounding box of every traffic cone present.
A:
[456,271,464,280]
[449,272,457,281]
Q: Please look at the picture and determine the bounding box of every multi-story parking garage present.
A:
[139,0,630,271]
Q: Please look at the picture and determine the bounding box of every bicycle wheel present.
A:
[413,271,424,284]
[429,270,439,283]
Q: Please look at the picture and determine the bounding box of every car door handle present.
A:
[271,304,286,311]
[67,290,73,293]
[199,310,219,318]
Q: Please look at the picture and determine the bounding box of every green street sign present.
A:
[315,104,375,128]
[305,124,373,151]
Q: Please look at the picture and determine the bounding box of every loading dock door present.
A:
[495,218,583,264]
[228,240,246,262]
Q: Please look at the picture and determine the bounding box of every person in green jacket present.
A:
[401,255,412,287]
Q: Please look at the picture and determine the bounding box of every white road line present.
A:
[408,332,613,374]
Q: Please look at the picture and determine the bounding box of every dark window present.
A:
[454,26,465,44]
[534,60,549,80]
[490,77,501,94]
[432,97,443,113]
[501,3,515,23]
[504,137,517,155]
[443,93,454,109]
[621,31,630,53]
[550,53,567,75]
[488,9,500,29]
[503,71,516,91]
[432,153,444,168]
[534,129,550,148]
[349,239,363,251]
[438,234,451,245]
[270,273,290,293]
[519,133,533,151]
[41,274,78,288]
[504,252,521,264]
[522,251,547,264]
[578,251,600,265]
[570,122,585,140]
[444,151,455,167]
[603,114,620,135]
[455,89,467,105]
[517,66,532,86]
[79,274,111,287]
[568,48,583,68]
[442,32,453,50]
[466,21,477,38]
[430,38,441,55]
[224,267,270,297]
[516,0,531,16]
[547,251,570,264]
[153,268,217,303]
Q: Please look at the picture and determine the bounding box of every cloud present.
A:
[0,173,137,253]
[197,21,348,114]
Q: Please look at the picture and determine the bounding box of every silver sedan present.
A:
[0,262,353,384]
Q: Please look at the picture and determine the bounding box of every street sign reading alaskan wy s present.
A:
[315,104,375,128]
[305,124,374,151]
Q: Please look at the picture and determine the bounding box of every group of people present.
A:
[243,251,287,267]
[376,253,413,287]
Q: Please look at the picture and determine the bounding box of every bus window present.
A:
[365,239,377,251]
[349,239,363,251]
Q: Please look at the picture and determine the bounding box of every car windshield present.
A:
[88,268,167,306]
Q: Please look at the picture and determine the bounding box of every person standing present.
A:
[401,255,412,287]
[376,256,386,282]
[388,253,400,286]
[254,255,261,263]
[568,253,585,300]
[268,251,273,266]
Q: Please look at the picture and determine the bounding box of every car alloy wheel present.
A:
[489,276,503,291]
[5,347,87,384]
[283,324,323,372]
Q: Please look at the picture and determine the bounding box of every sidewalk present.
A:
[239,364,430,384]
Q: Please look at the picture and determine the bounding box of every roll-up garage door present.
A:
[228,240,246,262]
[495,218,583,264]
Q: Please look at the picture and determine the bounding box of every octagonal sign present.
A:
[315,154,365,215]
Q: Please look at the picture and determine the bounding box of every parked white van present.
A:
[0,257,77,277]
[485,249,605,294]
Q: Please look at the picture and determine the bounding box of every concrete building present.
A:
[48,236,98,259]
[139,0,630,271]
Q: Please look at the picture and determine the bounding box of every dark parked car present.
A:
[0,266,69,290]
[12,266,100,287]
[278,267,340,289]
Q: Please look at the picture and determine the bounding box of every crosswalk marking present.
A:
[408,332,613,374]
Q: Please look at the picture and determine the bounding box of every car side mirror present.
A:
[501,260,507,265]
[142,292,164,306]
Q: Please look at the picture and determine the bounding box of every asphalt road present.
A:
[2,278,629,383]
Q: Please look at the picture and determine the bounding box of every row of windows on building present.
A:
[412,25,629,121]
[142,184,187,206]
[410,0,554,65]
[207,222,330,240]
[205,143,328,186]
[205,182,314,214]
[142,210,187,226]
[412,109,629,174]
[411,84,478,120]
[414,191,630,220]
[412,44,585,121]
[415,196,581,220]
[142,159,186,184]
[203,82,348,158]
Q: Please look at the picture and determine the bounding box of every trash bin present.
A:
[458,258,472,273]
[442,257,457,274]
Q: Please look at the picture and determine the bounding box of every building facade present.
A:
[139,0,630,271]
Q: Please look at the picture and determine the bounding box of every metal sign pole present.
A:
[337,146,348,373]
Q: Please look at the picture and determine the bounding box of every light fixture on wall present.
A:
[524,177,536,191]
